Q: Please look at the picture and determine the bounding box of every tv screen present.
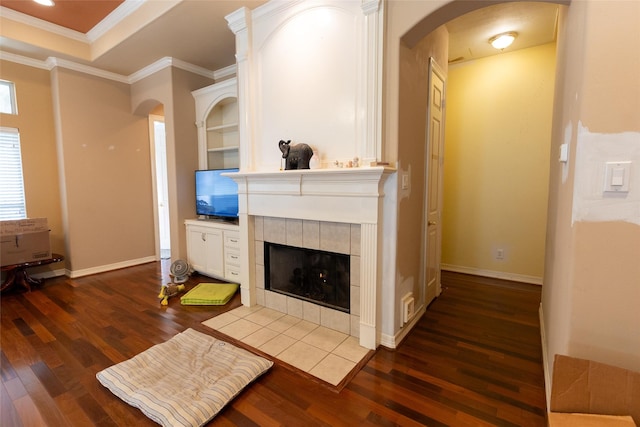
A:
[195,168,239,218]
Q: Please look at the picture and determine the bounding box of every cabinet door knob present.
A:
[201,233,206,241]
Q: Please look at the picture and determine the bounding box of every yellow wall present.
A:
[442,43,556,281]
[0,61,64,274]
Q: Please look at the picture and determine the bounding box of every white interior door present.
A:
[149,115,171,259]
[424,58,446,306]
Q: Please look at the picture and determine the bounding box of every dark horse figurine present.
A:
[278,140,313,170]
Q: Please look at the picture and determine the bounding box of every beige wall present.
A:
[442,43,556,281]
[395,25,448,326]
[542,0,640,377]
[131,67,213,261]
[2,59,213,276]
[0,60,64,274]
[51,67,155,272]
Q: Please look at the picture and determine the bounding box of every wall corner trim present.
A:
[539,303,552,413]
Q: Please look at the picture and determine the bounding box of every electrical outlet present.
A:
[496,248,504,260]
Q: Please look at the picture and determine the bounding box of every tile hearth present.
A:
[202,305,371,387]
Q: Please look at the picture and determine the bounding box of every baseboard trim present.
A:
[379,305,426,349]
[31,269,66,280]
[67,256,156,278]
[539,303,552,412]
[441,264,543,285]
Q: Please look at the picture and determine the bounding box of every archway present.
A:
[395,0,570,320]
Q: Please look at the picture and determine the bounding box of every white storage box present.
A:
[1,218,51,266]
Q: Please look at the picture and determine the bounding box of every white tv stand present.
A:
[184,219,240,283]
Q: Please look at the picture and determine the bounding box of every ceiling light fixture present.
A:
[34,0,55,6]
[489,32,517,50]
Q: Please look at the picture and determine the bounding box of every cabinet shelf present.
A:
[193,77,239,170]
[207,146,239,153]
[206,123,238,133]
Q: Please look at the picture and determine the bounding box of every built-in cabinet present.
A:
[187,77,241,282]
[192,77,239,170]
[185,219,240,282]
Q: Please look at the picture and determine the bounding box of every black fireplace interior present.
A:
[264,242,350,313]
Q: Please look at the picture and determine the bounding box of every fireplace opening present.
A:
[264,242,350,313]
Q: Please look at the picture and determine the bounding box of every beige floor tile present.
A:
[218,319,263,340]
[204,304,368,387]
[245,307,286,326]
[301,326,348,352]
[277,341,328,372]
[201,311,240,330]
[259,333,297,357]
[309,354,356,386]
[242,327,280,348]
[282,320,318,340]
[229,305,264,318]
[332,336,370,363]
[266,315,301,333]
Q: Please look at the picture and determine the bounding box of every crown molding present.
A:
[1,1,149,44]
[128,57,217,83]
[0,6,88,43]
[213,64,237,81]
[0,0,221,84]
[45,57,130,84]
[0,51,49,70]
[86,0,146,43]
[225,7,250,35]
[362,0,382,15]
[1,51,229,86]
[127,57,173,83]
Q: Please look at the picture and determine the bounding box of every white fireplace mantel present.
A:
[227,166,394,224]
[227,166,394,349]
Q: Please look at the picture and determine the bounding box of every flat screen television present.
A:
[195,168,239,219]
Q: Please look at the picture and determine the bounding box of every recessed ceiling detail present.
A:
[0,0,123,33]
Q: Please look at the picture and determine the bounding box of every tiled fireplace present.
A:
[230,167,393,350]
[264,242,351,313]
[254,216,361,337]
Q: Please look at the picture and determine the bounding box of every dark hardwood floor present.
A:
[1,262,547,426]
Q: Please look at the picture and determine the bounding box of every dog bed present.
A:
[180,283,239,306]
[96,328,273,427]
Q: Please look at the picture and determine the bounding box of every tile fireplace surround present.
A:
[254,216,361,337]
[229,167,393,349]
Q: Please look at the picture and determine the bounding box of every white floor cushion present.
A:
[97,328,273,427]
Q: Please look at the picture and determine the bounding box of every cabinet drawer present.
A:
[225,250,241,267]
[224,233,240,249]
[225,267,241,282]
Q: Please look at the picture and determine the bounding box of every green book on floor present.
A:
[180,283,239,305]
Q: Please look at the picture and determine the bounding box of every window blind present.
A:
[0,127,27,220]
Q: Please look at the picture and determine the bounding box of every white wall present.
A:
[233,0,380,171]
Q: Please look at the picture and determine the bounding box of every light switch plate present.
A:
[603,161,631,193]
[401,174,409,190]
[559,143,569,163]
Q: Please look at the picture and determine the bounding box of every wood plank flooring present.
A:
[1,262,547,426]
